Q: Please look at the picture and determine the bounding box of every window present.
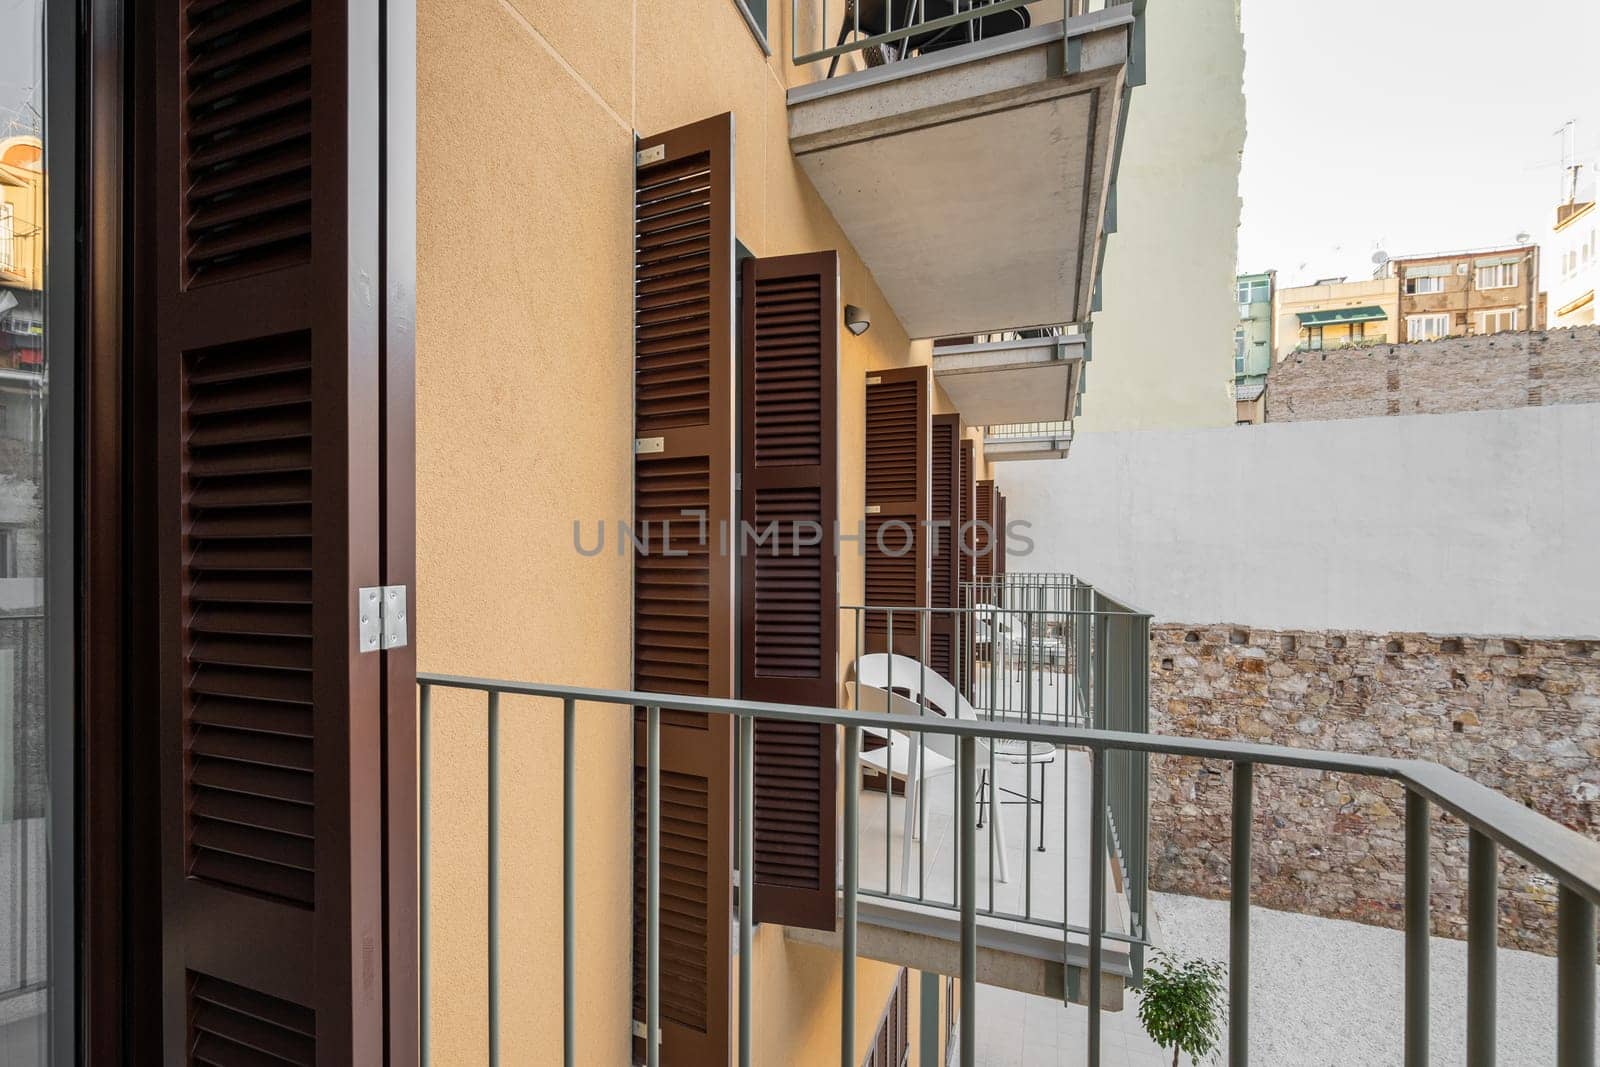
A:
[1234,327,1246,375]
[1407,314,1450,340]
[732,0,767,49]
[1479,308,1520,334]
[1404,275,1444,295]
[1236,277,1270,304]
[1475,262,1518,289]
[0,202,13,271]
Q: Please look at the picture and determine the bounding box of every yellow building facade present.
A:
[1272,276,1401,361]
[0,137,44,291]
[415,2,1028,1063]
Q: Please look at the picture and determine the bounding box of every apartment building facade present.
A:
[17,2,1600,1067]
[1548,199,1597,328]
[1385,245,1544,343]
[1272,275,1400,360]
[5,0,1153,1063]
[1231,271,1273,423]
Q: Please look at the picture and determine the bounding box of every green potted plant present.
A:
[1135,953,1227,1067]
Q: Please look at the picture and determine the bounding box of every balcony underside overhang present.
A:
[984,435,1074,462]
[933,334,1085,424]
[787,11,1133,339]
[785,899,1131,1009]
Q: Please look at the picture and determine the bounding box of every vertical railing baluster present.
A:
[1087,748,1105,1066]
[1405,792,1430,1067]
[420,684,432,1067]
[738,714,755,1067]
[920,970,939,1067]
[563,698,576,1067]
[959,734,977,1067]
[1557,885,1596,1067]
[1230,762,1252,1067]
[488,691,501,1067]
[1024,610,1033,920]
[919,618,929,902]
[1467,829,1496,1067]
[843,724,860,1067]
[1061,744,1071,996]
[887,610,895,895]
[646,705,661,1067]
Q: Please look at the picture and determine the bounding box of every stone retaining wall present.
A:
[1264,324,1600,423]
[1148,622,1600,953]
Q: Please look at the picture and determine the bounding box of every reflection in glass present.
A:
[0,0,48,1063]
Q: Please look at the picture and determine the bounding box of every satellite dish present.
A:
[1371,250,1390,267]
[1516,231,1532,245]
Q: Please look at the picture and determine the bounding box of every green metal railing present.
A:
[416,670,1600,1067]
[984,420,1074,443]
[840,590,1149,941]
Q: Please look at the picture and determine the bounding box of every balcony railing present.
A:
[984,421,1074,444]
[417,596,1600,1067]
[1295,332,1388,353]
[794,0,1092,72]
[841,579,1151,960]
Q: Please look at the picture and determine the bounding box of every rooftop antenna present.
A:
[1556,119,1583,205]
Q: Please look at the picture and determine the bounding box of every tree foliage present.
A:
[1136,953,1227,1067]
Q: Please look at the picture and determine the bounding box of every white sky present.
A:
[1238,0,1600,287]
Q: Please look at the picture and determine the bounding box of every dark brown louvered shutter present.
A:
[738,251,840,931]
[994,490,1008,577]
[958,438,975,588]
[150,0,400,1062]
[632,114,735,1066]
[861,968,910,1067]
[927,415,961,682]
[864,366,930,657]
[974,479,996,580]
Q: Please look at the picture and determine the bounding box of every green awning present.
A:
[1297,305,1387,327]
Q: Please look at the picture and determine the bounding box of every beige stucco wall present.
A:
[1071,0,1244,433]
[740,930,939,1067]
[417,0,947,1062]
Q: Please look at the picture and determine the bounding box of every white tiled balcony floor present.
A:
[852,741,1135,969]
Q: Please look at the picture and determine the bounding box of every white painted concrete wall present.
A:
[999,405,1600,636]
[1073,0,1243,432]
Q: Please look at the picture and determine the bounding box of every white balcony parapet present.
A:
[934,333,1085,425]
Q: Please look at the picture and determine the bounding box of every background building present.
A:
[1273,274,1399,360]
[1547,198,1596,329]
[1069,1,1244,433]
[1383,244,1544,342]
[1232,270,1274,422]
[0,136,43,376]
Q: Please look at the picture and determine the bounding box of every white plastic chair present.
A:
[848,655,1013,888]
[856,651,1056,852]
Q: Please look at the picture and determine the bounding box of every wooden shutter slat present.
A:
[738,251,840,933]
[632,115,735,1066]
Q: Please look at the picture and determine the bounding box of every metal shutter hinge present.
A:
[636,144,665,167]
[358,585,409,652]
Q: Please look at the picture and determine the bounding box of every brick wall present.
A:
[1148,623,1600,952]
[1264,324,1600,423]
